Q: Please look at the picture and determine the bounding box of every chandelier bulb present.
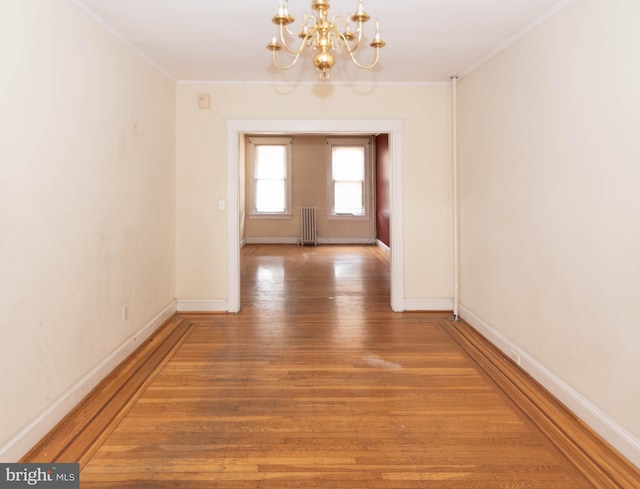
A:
[266,36,281,51]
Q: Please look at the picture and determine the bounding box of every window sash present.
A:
[256,180,286,213]
[252,141,290,215]
[334,181,364,215]
[255,146,286,179]
[330,144,367,216]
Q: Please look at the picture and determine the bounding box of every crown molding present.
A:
[68,0,176,81]
[176,80,449,87]
[459,0,575,79]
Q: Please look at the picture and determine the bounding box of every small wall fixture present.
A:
[267,0,385,80]
[197,93,210,109]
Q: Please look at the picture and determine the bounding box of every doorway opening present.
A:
[226,119,404,313]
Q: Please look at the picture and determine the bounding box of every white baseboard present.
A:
[404,298,453,311]
[459,304,640,469]
[376,239,390,254]
[245,237,377,246]
[245,237,298,245]
[0,300,177,462]
[176,299,228,312]
[318,237,376,245]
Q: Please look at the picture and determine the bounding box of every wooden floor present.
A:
[23,245,640,488]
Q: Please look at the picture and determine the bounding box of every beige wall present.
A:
[176,83,453,305]
[244,136,375,243]
[457,0,640,462]
[0,0,176,457]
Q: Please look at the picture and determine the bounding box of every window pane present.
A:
[332,147,364,181]
[254,142,287,214]
[256,180,285,212]
[334,181,363,214]
[256,146,286,179]
[332,144,365,215]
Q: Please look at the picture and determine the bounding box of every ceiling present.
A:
[75,0,567,84]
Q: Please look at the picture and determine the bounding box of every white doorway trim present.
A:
[226,119,405,312]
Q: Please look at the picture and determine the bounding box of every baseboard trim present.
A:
[404,298,453,311]
[459,304,640,470]
[376,239,390,254]
[0,300,177,462]
[245,237,377,246]
[245,237,298,245]
[176,299,228,312]
[21,314,193,467]
[317,238,376,245]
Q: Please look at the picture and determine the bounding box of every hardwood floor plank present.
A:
[443,319,640,488]
[21,316,193,464]
[22,245,640,488]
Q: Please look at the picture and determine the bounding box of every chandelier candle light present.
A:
[267,0,385,80]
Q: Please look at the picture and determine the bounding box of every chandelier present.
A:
[266,0,386,80]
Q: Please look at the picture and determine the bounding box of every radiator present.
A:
[299,206,317,246]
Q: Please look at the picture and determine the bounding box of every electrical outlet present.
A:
[122,305,129,321]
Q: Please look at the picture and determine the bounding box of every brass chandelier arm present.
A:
[270,40,307,70]
[343,44,382,70]
[277,23,305,55]
[284,14,314,38]
[337,22,364,53]
[341,18,385,69]
[271,49,302,71]
[330,15,362,52]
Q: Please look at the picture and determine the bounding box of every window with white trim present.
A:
[328,138,370,218]
[248,137,292,218]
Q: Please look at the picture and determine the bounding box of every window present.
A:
[249,137,292,218]
[328,138,370,218]
[255,145,286,212]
